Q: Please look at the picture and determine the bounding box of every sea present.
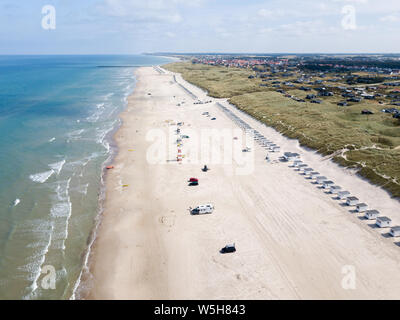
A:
[0,55,172,299]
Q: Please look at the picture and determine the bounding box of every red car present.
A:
[188,178,199,186]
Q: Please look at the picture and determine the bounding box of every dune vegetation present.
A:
[164,62,400,198]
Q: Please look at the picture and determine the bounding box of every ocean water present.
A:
[0,55,172,299]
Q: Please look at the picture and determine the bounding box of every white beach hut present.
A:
[308,171,320,178]
[322,181,334,189]
[356,203,368,213]
[390,226,400,237]
[330,186,342,194]
[293,160,302,167]
[316,176,327,184]
[283,152,300,161]
[376,216,392,228]
[337,191,350,199]
[365,210,380,220]
[346,196,359,206]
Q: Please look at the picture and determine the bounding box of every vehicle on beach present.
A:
[188,178,199,186]
[190,204,214,215]
[242,147,251,152]
[202,165,209,172]
[220,243,236,254]
[211,117,216,120]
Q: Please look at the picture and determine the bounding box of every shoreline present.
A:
[71,74,137,300]
[86,66,400,300]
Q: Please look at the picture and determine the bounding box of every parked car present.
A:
[220,243,236,254]
[188,178,199,186]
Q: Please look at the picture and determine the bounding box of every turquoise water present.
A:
[0,55,171,299]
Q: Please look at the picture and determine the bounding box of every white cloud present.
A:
[96,0,195,24]
[165,31,176,38]
[257,8,286,19]
[380,13,400,22]
[332,0,368,3]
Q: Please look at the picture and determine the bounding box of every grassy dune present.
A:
[164,62,400,198]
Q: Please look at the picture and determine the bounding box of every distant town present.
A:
[155,53,400,118]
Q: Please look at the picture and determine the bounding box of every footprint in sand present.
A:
[159,215,176,228]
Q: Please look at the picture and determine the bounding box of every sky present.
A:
[1,0,400,54]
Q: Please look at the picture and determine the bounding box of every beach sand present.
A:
[86,66,400,300]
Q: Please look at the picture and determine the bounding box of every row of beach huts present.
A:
[283,152,400,236]
[217,103,281,153]
[216,102,400,239]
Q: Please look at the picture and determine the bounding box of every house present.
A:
[338,191,350,199]
[390,226,400,237]
[356,203,368,212]
[361,110,374,115]
[365,210,380,220]
[346,196,359,206]
[381,108,399,114]
[376,216,392,228]
[361,93,375,99]
[330,186,342,194]
[318,91,334,97]
[306,94,316,100]
[348,97,362,102]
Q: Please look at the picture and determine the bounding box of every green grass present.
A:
[164,62,400,198]
[164,62,273,98]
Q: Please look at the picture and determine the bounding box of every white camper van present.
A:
[191,204,214,215]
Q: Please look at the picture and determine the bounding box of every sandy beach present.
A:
[86,66,400,300]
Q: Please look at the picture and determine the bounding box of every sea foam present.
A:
[49,160,66,175]
[30,170,54,183]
